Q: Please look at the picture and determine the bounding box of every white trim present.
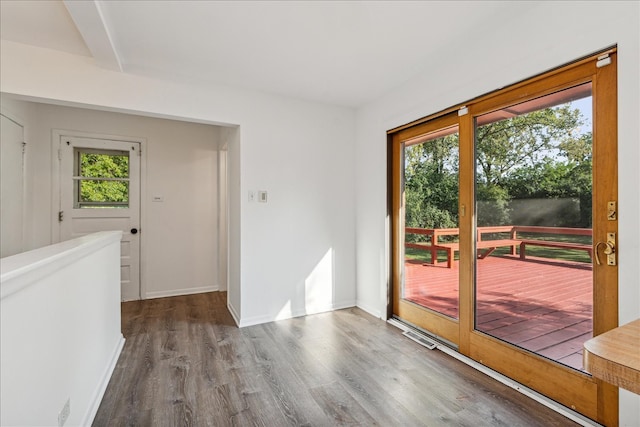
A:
[238,314,274,328]
[227,301,241,327]
[50,130,60,244]
[355,301,382,319]
[138,135,148,301]
[51,129,147,300]
[81,334,125,426]
[237,300,356,328]
[387,320,601,427]
[144,285,219,300]
[217,149,228,292]
[0,231,122,300]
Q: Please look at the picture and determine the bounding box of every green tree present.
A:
[405,101,592,230]
[404,134,459,240]
[475,105,582,186]
[474,104,589,226]
[476,184,511,226]
[505,132,592,227]
[79,153,129,204]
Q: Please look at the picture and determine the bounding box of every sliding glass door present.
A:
[474,83,594,371]
[390,50,618,425]
[392,114,461,345]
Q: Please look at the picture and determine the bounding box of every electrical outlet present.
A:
[58,398,70,427]
[248,190,255,202]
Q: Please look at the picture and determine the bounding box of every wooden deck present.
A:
[404,255,592,371]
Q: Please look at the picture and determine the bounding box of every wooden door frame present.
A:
[391,113,461,345]
[388,48,618,425]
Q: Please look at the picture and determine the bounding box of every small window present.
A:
[73,148,129,208]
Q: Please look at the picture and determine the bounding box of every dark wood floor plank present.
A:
[224,366,280,426]
[257,322,341,389]
[93,292,578,426]
[368,364,464,424]
[255,317,427,426]
[313,354,427,426]
[309,381,378,426]
[258,355,331,426]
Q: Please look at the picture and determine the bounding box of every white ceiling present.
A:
[0,0,536,108]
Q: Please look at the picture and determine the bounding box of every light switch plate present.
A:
[258,191,268,203]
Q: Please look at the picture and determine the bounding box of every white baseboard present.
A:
[82,334,125,426]
[237,299,356,328]
[355,300,382,319]
[287,300,356,320]
[144,285,218,300]
[227,301,241,327]
[238,314,272,328]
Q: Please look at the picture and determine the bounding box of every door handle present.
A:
[594,233,616,266]
[130,228,138,235]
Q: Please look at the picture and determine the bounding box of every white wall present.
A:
[0,39,357,325]
[0,114,24,257]
[0,97,37,255]
[354,1,639,424]
[0,231,123,426]
[0,98,222,298]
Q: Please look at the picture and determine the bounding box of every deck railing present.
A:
[406,225,593,268]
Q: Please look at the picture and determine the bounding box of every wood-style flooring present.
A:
[93,292,578,426]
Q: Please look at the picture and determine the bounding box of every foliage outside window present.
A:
[475,98,592,228]
[74,149,130,208]
[404,131,459,243]
[404,92,592,234]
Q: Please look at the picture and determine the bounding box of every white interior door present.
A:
[0,114,25,258]
[59,136,141,301]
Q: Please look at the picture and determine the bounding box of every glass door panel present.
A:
[392,51,617,424]
[403,125,460,319]
[392,113,462,345]
[474,83,593,370]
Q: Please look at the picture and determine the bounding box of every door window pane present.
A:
[474,83,593,370]
[403,126,460,319]
[74,149,130,208]
[78,180,129,208]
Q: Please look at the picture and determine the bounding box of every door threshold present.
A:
[388,316,458,349]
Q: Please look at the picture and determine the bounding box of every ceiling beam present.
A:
[63,0,122,71]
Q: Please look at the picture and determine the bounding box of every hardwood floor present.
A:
[93,292,578,426]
